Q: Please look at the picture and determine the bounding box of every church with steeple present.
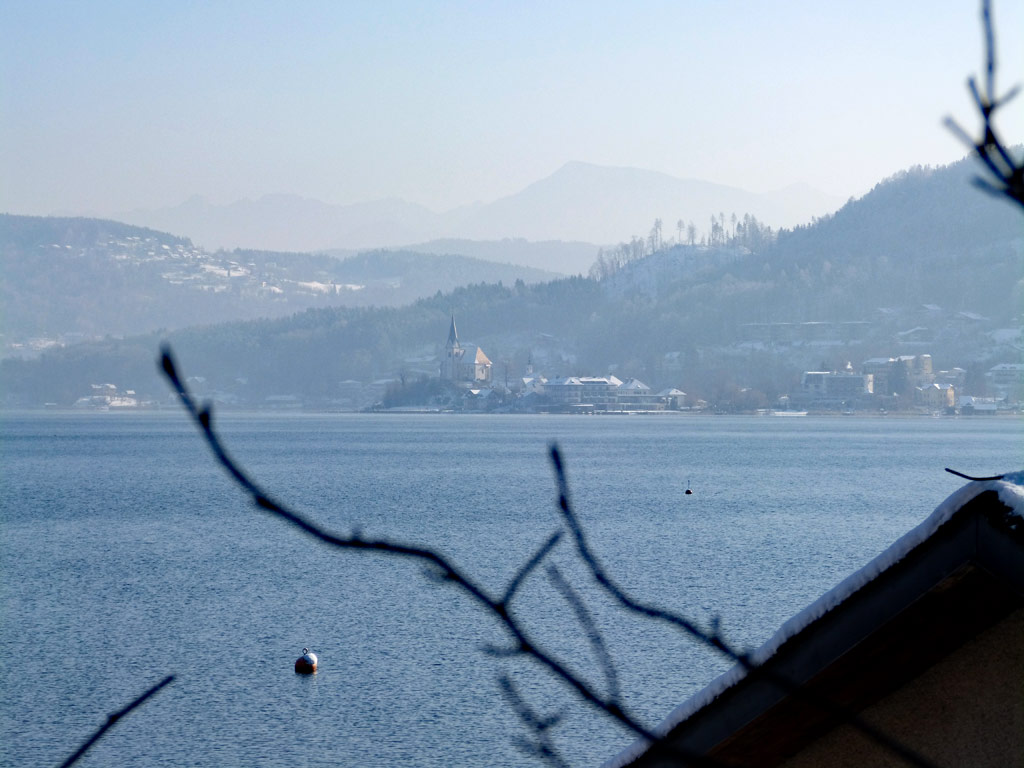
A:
[440,315,492,385]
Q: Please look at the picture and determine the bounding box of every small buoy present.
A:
[684,488,693,495]
[295,647,318,674]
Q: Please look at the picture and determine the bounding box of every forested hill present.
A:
[0,214,561,348]
[2,155,1021,407]
[728,157,1024,323]
[777,157,1023,259]
[0,214,192,251]
[584,155,1021,337]
[0,278,606,405]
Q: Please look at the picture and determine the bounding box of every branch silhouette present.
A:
[500,675,571,768]
[945,467,1005,482]
[945,0,1024,209]
[547,564,621,705]
[57,675,174,768]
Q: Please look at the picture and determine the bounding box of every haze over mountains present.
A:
[113,162,845,255]
[5,154,1021,409]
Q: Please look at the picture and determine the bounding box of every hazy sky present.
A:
[3,0,1022,217]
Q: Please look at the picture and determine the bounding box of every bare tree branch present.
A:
[57,675,174,768]
[945,0,1024,209]
[503,531,563,606]
[500,675,571,768]
[945,467,1005,481]
[550,445,736,658]
[547,564,621,704]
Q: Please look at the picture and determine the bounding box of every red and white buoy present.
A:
[295,648,318,674]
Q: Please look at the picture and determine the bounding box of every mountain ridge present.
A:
[108,162,845,258]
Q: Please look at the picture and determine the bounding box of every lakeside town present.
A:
[66,314,1023,416]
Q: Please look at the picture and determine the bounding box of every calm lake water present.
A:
[1,412,1021,767]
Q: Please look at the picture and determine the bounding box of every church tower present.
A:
[441,314,465,380]
[440,314,491,385]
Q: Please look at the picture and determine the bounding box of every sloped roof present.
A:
[961,396,999,411]
[576,376,623,388]
[474,347,492,366]
[609,472,1024,768]
[619,378,651,391]
[546,377,583,387]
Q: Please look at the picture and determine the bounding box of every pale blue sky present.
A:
[2,0,1022,216]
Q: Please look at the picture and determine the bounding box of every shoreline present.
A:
[3,406,1021,419]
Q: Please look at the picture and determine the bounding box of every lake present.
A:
[1,411,1020,767]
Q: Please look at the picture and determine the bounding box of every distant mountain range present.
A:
[112,162,846,259]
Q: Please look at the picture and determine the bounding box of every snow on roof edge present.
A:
[602,471,1024,768]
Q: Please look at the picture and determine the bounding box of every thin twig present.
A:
[503,531,563,606]
[500,676,571,768]
[57,675,175,768]
[945,0,1024,209]
[547,564,621,704]
[945,467,1005,481]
